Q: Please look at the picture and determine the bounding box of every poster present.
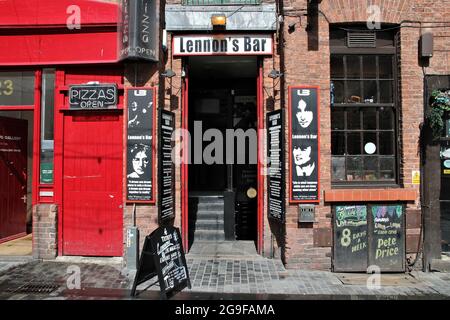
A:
[289,86,320,202]
[126,88,155,202]
[159,110,175,223]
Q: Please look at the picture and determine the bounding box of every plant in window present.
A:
[428,89,450,140]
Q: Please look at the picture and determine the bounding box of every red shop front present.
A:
[0,0,125,257]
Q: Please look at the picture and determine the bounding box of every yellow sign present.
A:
[444,169,450,175]
[412,171,420,185]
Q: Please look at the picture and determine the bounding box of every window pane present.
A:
[363,109,377,130]
[347,133,361,154]
[332,156,346,181]
[346,56,361,79]
[363,156,378,180]
[347,109,361,130]
[363,56,377,78]
[379,56,393,79]
[380,157,395,180]
[331,55,344,78]
[332,80,345,104]
[0,71,35,106]
[332,132,345,155]
[363,80,377,103]
[379,132,394,155]
[346,81,362,103]
[363,132,377,154]
[379,80,394,103]
[40,69,55,184]
[347,156,363,181]
[379,108,394,130]
[331,109,345,130]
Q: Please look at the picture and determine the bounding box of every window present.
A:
[40,69,55,184]
[0,71,35,106]
[330,27,398,185]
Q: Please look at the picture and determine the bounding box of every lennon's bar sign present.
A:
[173,34,273,56]
[69,84,117,110]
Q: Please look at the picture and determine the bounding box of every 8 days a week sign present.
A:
[173,34,273,56]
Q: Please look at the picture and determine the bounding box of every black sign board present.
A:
[267,109,285,222]
[369,205,405,272]
[159,110,175,223]
[289,86,320,202]
[126,88,155,202]
[0,71,35,106]
[119,0,159,61]
[333,205,368,272]
[131,226,191,299]
[69,84,117,110]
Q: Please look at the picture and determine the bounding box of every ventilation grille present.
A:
[347,32,376,48]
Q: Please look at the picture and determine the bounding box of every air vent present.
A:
[347,32,376,48]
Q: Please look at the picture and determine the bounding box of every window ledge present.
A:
[324,189,417,203]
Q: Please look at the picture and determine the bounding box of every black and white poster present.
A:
[267,109,285,222]
[159,110,175,223]
[126,88,155,202]
[289,86,320,202]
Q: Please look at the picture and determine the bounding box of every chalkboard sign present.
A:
[159,110,175,223]
[333,205,368,272]
[126,88,155,202]
[267,109,285,222]
[369,205,405,272]
[131,226,191,299]
[69,84,117,110]
[289,86,320,202]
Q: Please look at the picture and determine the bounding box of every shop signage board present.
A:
[369,205,405,272]
[126,88,155,202]
[158,110,175,223]
[172,34,273,56]
[267,109,285,222]
[119,0,159,61]
[131,226,191,299]
[333,205,368,272]
[69,84,117,110]
[288,86,320,202]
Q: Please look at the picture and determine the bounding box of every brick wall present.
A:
[32,204,58,260]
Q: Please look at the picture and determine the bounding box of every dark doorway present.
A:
[187,56,258,250]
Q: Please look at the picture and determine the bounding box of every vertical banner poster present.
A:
[159,110,175,223]
[126,88,155,202]
[267,109,285,222]
[289,86,320,202]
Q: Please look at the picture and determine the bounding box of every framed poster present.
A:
[125,87,156,203]
[288,86,320,203]
[267,109,285,222]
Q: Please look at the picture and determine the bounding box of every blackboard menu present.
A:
[267,109,285,222]
[289,86,320,202]
[131,226,191,299]
[369,205,405,272]
[333,205,368,272]
[159,110,175,223]
[126,88,155,202]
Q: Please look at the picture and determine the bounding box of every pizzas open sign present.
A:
[69,84,117,109]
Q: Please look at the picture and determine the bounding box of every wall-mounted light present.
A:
[161,69,176,78]
[268,69,283,79]
[211,14,226,28]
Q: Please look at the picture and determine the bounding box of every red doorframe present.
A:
[180,58,265,254]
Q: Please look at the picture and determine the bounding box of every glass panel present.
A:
[332,132,345,155]
[363,56,377,79]
[363,80,377,103]
[347,133,362,154]
[363,132,377,154]
[347,156,363,181]
[346,81,362,103]
[40,69,55,184]
[331,55,344,78]
[379,132,394,155]
[346,56,361,79]
[379,157,395,180]
[379,107,394,130]
[379,56,393,79]
[0,71,35,106]
[347,109,361,130]
[379,80,394,103]
[363,109,377,130]
[332,156,346,181]
[331,109,345,130]
[332,80,345,104]
[363,156,378,180]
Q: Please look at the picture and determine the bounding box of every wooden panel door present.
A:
[0,116,27,243]
[62,112,123,256]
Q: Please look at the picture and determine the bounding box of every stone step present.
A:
[194,211,224,220]
[195,220,224,231]
[193,230,225,241]
[190,196,224,204]
[196,203,224,211]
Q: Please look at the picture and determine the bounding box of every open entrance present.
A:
[0,111,33,256]
[186,56,259,254]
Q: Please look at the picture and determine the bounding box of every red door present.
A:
[0,116,27,243]
[62,112,123,256]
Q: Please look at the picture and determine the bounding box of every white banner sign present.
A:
[173,34,273,56]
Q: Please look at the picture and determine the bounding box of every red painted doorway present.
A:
[0,116,28,243]
[62,112,123,256]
